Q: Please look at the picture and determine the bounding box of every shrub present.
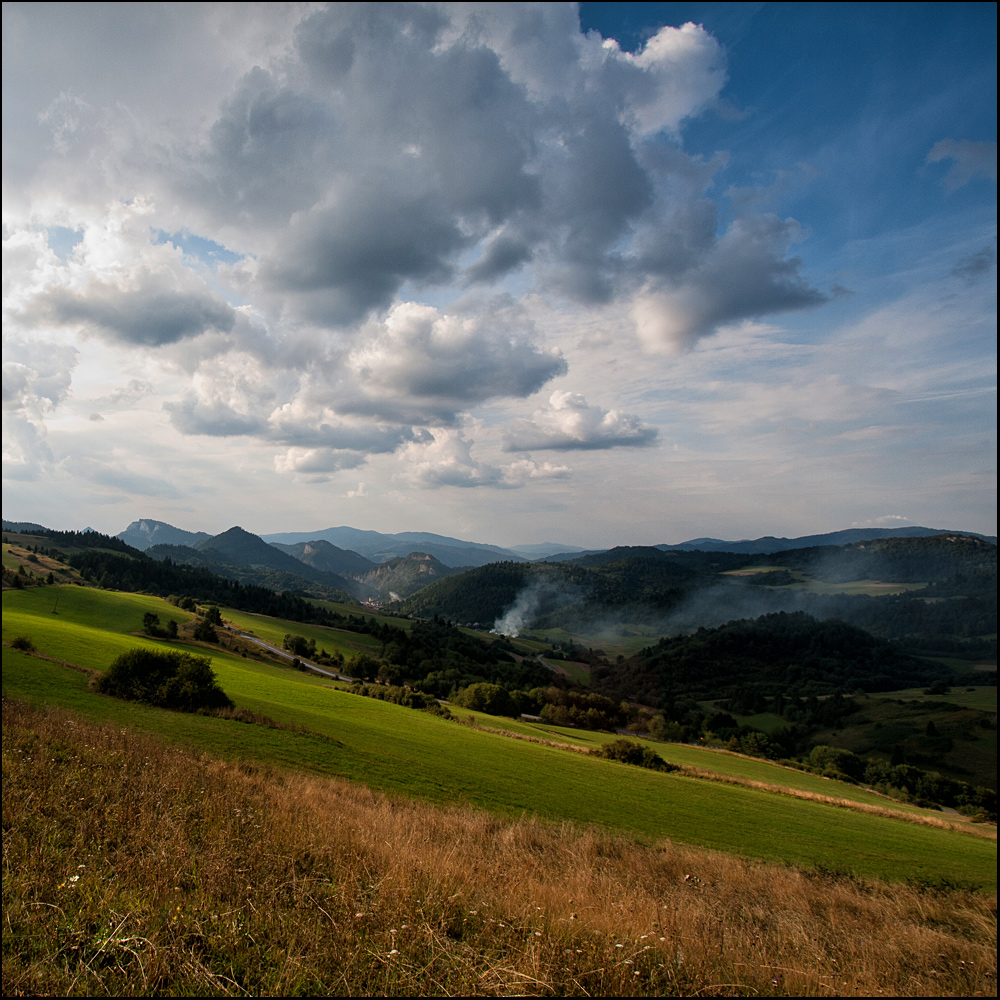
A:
[96,648,233,712]
[9,636,36,652]
[452,682,517,717]
[594,738,678,772]
[193,617,218,642]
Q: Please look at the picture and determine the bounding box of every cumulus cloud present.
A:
[397,430,571,490]
[101,378,154,406]
[926,139,997,191]
[503,457,572,484]
[2,339,78,481]
[15,204,237,347]
[163,355,276,437]
[1,341,77,412]
[503,390,658,452]
[266,400,416,453]
[167,5,813,340]
[165,394,266,437]
[9,6,826,354]
[3,4,845,504]
[600,22,726,135]
[398,429,505,489]
[273,447,368,477]
[262,192,468,328]
[40,268,235,346]
[2,413,54,481]
[343,300,567,421]
[632,215,827,353]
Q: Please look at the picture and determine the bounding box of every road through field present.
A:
[227,626,353,682]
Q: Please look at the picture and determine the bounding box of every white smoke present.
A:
[491,576,584,637]
[491,580,550,637]
[492,584,540,637]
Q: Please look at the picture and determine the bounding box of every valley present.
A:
[2,519,996,996]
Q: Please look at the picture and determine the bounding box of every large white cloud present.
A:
[7,4,821,340]
[397,428,506,490]
[502,390,658,451]
[344,301,567,421]
[2,3,840,513]
[2,337,78,480]
[13,203,237,347]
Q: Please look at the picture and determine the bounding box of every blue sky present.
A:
[3,3,995,546]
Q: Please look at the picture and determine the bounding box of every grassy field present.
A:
[719,565,929,596]
[3,585,995,890]
[530,625,657,658]
[223,606,385,661]
[885,685,997,711]
[455,707,955,816]
[809,690,998,792]
[6,699,995,998]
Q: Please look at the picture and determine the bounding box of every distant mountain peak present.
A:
[117,519,211,551]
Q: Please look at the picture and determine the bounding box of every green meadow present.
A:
[720,565,929,596]
[3,585,995,888]
[223,606,385,660]
[886,685,997,711]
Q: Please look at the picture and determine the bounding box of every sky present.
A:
[2,2,996,548]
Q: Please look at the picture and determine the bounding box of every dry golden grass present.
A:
[3,699,996,997]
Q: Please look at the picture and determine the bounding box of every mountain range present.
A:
[113,518,995,567]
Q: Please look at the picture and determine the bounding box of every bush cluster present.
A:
[95,648,233,712]
[594,738,678,772]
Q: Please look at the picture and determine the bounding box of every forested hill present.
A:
[591,612,936,709]
[146,543,359,604]
[763,533,997,586]
[270,539,377,578]
[398,536,996,646]
[401,561,538,625]
[399,550,720,625]
[140,526,361,601]
[4,527,359,623]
